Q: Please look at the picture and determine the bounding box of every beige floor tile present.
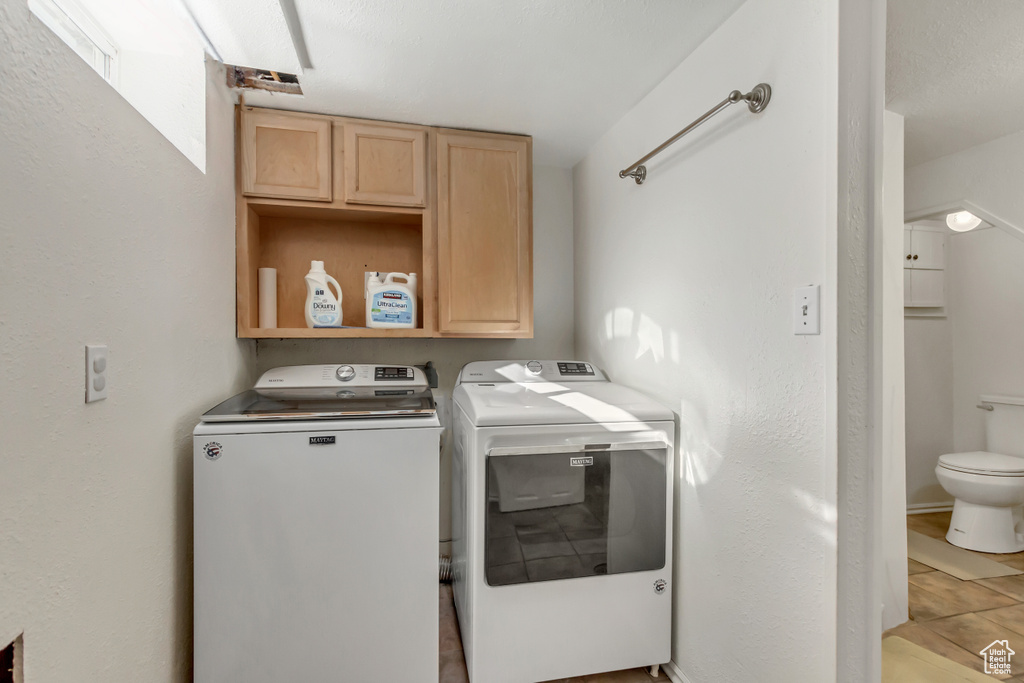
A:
[439,612,462,654]
[977,575,1024,602]
[978,603,1024,637]
[909,558,933,575]
[997,558,1024,571]
[883,622,993,677]
[883,636,1000,683]
[910,571,1017,613]
[910,583,971,621]
[908,513,953,540]
[439,649,470,683]
[920,613,1024,677]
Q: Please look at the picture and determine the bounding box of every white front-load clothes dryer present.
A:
[193,364,442,683]
[451,360,675,683]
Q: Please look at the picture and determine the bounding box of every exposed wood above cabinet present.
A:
[235,106,533,339]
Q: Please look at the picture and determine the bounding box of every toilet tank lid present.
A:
[939,451,1024,474]
[980,395,1024,407]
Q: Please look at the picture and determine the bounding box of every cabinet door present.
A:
[241,109,332,201]
[437,131,532,336]
[905,269,944,307]
[909,229,945,269]
[344,123,426,207]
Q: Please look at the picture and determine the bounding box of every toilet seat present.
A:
[938,451,1024,477]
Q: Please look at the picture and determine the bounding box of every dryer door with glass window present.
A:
[484,441,668,586]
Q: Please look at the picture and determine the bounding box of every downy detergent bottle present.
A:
[304,261,343,328]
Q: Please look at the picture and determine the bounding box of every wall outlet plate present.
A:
[86,344,108,402]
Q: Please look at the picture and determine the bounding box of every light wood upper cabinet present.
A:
[344,123,427,207]
[436,130,532,336]
[241,109,332,201]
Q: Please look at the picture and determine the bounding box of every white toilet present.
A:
[935,395,1024,553]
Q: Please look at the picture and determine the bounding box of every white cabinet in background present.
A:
[905,227,945,270]
[904,225,946,309]
[905,269,945,308]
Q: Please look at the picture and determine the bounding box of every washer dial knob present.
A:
[526,360,543,375]
[335,365,356,382]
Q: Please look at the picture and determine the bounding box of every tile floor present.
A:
[439,583,667,683]
[885,512,1024,681]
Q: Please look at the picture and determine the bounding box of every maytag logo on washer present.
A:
[203,442,222,460]
[309,435,336,445]
[569,456,594,467]
[654,579,667,595]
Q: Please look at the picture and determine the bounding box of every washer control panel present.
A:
[375,366,415,381]
[255,364,427,390]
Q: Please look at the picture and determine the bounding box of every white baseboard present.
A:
[663,660,692,683]
[907,502,954,514]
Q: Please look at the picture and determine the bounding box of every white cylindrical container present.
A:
[258,267,277,328]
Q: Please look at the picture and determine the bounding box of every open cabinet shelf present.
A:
[237,201,435,338]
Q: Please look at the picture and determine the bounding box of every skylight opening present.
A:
[27,0,208,172]
[28,0,117,84]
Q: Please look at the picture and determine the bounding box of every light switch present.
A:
[794,285,820,335]
[86,345,108,402]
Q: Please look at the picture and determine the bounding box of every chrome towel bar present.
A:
[618,82,772,185]
[978,403,995,411]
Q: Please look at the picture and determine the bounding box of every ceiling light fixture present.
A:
[946,210,982,232]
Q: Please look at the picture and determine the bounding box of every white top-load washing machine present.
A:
[193,364,442,683]
[452,360,675,683]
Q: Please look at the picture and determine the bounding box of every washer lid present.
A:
[938,451,1024,475]
[453,381,673,427]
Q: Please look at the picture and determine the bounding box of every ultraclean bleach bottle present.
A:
[365,272,417,329]
[304,260,343,328]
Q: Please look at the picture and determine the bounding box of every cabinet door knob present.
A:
[906,254,912,260]
[913,254,918,260]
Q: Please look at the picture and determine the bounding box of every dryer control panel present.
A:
[457,360,606,384]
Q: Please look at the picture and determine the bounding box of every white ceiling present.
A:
[886,0,1024,168]
[190,0,747,167]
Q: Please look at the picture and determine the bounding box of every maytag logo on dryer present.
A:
[309,435,336,445]
[203,442,222,460]
[569,456,594,467]
[654,579,667,595]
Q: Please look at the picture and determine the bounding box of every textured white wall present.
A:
[881,111,908,630]
[572,0,837,679]
[0,4,251,681]
[254,164,576,549]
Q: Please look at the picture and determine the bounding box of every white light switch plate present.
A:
[794,285,820,335]
[86,344,108,402]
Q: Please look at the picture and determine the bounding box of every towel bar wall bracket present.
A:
[618,82,772,185]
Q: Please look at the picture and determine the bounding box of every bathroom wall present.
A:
[0,4,251,682]
[947,228,1024,451]
[903,316,954,505]
[254,164,576,550]
[572,0,837,679]
[904,130,1024,506]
